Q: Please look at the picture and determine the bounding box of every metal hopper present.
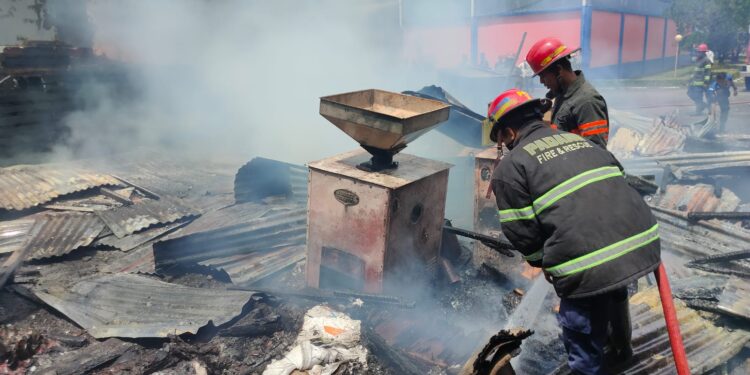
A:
[320,89,450,171]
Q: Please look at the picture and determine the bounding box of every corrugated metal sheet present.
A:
[652,206,750,258]
[95,198,200,238]
[81,154,238,211]
[199,245,306,286]
[32,273,257,338]
[717,277,750,322]
[97,244,157,275]
[655,184,741,213]
[0,218,34,254]
[25,213,105,260]
[552,287,750,375]
[234,158,308,204]
[96,221,187,251]
[0,212,105,259]
[637,122,686,157]
[0,165,119,210]
[163,202,272,239]
[154,206,307,269]
[608,110,685,159]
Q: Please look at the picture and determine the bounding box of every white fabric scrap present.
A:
[263,305,368,375]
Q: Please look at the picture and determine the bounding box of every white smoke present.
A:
[54,0,437,164]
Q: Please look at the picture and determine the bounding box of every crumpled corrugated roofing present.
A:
[652,206,750,260]
[33,273,257,338]
[96,221,187,251]
[25,212,105,260]
[655,184,741,213]
[234,158,308,205]
[95,198,200,238]
[0,164,119,211]
[0,213,104,259]
[199,245,306,286]
[718,277,750,322]
[154,205,306,268]
[551,286,750,375]
[0,218,35,254]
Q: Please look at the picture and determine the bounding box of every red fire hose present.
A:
[654,263,691,375]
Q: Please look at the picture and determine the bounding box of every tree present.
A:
[668,0,750,63]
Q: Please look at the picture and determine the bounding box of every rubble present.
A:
[94,197,199,238]
[32,273,259,339]
[0,94,749,374]
[550,286,750,375]
[0,165,119,211]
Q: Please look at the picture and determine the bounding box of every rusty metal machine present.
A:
[306,89,452,294]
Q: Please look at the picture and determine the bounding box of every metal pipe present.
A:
[687,211,750,222]
[654,263,691,375]
[508,32,527,76]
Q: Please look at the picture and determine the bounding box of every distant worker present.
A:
[708,72,738,133]
[487,88,661,375]
[706,46,715,64]
[688,43,713,115]
[526,37,609,149]
[479,52,490,70]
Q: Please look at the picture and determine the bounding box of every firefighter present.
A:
[487,89,661,375]
[525,37,609,149]
[687,43,713,115]
[707,72,738,133]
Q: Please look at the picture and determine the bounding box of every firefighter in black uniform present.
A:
[487,89,661,375]
[526,37,610,149]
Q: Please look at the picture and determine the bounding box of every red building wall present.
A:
[590,11,621,68]
[402,9,681,76]
[621,14,646,63]
[646,17,665,60]
[477,12,581,66]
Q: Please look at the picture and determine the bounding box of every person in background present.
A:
[525,37,609,149]
[487,88,661,375]
[708,72,738,133]
[687,43,712,116]
[706,47,715,64]
[479,52,490,70]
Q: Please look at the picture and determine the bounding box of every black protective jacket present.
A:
[549,71,609,149]
[492,120,660,298]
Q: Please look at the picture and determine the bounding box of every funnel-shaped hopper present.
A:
[320,89,450,171]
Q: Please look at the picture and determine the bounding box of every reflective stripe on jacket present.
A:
[550,71,609,149]
[690,58,712,87]
[492,120,660,298]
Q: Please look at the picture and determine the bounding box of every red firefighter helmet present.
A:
[488,88,542,142]
[696,43,709,52]
[525,37,580,76]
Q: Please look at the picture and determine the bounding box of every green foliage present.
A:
[668,0,750,60]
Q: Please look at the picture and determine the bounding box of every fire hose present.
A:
[654,263,690,375]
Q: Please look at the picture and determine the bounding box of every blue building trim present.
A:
[591,5,667,18]
[661,17,668,58]
[642,16,649,61]
[617,13,625,68]
[581,1,593,70]
[470,18,478,65]
[474,7,579,21]
[475,5,665,20]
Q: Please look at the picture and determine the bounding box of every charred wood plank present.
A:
[363,326,423,375]
[687,211,750,222]
[35,338,135,375]
[110,174,161,200]
[687,249,750,266]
